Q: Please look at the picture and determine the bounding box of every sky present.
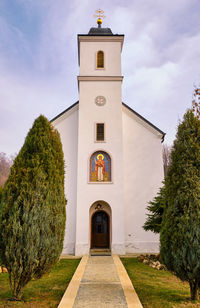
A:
[0,0,200,156]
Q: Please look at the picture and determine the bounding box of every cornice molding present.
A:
[78,35,124,46]
[78,76,123,82]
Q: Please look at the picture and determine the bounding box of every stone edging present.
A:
[57,255,88,308]
[112,254,144,308]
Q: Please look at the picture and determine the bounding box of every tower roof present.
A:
[88,27,113,36]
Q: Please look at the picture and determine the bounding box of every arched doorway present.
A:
[91,211,109,248]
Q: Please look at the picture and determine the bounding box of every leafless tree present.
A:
[163,144,172,177]
[192,86,200,118]
[0,152,14,187]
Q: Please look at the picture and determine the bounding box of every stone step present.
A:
[90,249,111,256]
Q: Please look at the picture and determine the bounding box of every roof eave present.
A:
[50,101,79,123]
[122,102,166,142]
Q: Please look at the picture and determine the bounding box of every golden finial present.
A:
[94,9,106,27]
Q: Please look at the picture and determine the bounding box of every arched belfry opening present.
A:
[90,201,111,249]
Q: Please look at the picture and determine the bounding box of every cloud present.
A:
[0,0,200,154]
[0,65,79,155]
[112,0,200,145]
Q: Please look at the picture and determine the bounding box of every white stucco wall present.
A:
[52,100,164,255]
[75,80,125,255]
[52,105,78,254]
[76,37,125,256]
[79,41,122,76]
[51,31,164,256]
[122,105,164,253]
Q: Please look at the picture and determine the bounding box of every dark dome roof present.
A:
[88,27,113,35]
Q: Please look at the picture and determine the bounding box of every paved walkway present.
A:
[73,256,127,307]
[58,255,143,308]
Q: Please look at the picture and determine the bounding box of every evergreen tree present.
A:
[0,115,66,300]
[160,109,200,300]
[0,186,3,266]
[143,186,166,233]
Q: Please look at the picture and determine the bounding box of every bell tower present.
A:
[75,10,125,255]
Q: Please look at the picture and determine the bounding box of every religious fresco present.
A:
[90,151,111,182]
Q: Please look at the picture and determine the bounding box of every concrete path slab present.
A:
[73,256,127,308]
[58,255,88,308]
[113,255,143,308]
[57,255,143,308]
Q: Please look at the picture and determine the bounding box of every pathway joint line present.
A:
[57,254,88,308]
[113,254,144,308]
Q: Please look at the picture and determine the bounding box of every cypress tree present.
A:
[160,109,200,300]
[0,115,66,300]
[143,186,166,234]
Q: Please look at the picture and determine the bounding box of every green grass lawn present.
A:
[121,258,200,308]
[0,258,80,308]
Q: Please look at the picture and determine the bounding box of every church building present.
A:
[51,15,165,256]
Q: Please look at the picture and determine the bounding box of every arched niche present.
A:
[89,151,111,182]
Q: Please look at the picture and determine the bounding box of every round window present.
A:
[95,96,106,106]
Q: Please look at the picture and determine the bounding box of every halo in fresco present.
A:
[97,153,104,160]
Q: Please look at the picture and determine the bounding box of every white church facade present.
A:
[51,19,165,256]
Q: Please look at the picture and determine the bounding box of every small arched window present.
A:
[97,51,104,68]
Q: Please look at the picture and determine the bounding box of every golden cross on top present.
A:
[94,9,106,26]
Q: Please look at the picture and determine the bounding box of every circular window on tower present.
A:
[95,96,106,106]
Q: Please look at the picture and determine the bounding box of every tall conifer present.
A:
[0,115,66,300]
[143,186,166,234]
[160,109,200,300]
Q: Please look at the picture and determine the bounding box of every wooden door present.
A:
[91,211,109,248]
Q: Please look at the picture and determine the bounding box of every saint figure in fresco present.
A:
[95,154,105,181]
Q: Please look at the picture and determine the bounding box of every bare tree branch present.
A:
[0,153,14,187]
[162,144,172,177]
